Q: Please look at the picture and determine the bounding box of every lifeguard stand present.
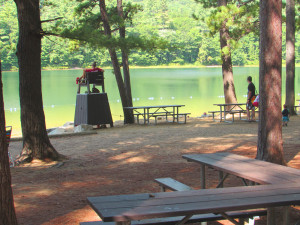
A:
[74,71,113,127]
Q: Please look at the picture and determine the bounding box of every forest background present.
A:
[1,0,300,71]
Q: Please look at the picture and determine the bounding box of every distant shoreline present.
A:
[3,64,300,72]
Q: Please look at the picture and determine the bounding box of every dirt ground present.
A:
[8,117,300,225]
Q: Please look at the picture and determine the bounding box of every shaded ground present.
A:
[8,117,300,225]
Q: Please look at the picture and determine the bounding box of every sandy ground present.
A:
[8,117,300,225]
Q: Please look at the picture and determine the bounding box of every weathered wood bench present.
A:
[208,111,220,121]
[154,178,193,192]
[168,113,190,124]
[135,112,170,124]
[85,182,300,225]
[80,209,267,225]
[209,110,246,122]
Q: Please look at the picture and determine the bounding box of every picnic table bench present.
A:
[86,182,300,225]
[124,105,189,124]
[83,153,300,225]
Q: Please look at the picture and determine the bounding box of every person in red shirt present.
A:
[79,62,104,82]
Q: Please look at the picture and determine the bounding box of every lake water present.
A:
[3,67,300,136]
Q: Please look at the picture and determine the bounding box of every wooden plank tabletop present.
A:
[123,105,185,110]
[88,182,300,222]
[182,153,300,184]
[213,103,246,106]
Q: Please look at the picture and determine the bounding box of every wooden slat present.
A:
[182,154,284,184]
[80,209,267,225]
[88,181,300,205]
[90,185,300,211]
[99,192,300,222]
[201,153,300,183]
[88,183,300,222]
[154,178,193,191]
[216,152,300,178]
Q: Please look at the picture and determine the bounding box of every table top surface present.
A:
[124,105,185,109]
[213,103,246,107]
[182,152,300,185]
[88,182,300,222]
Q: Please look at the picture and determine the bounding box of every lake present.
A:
[3,67,300,136]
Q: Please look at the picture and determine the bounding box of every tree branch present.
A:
[41,17,63,23]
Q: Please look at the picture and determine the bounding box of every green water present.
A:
[3,67,300,136]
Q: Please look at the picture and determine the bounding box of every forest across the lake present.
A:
[1,0,300,71]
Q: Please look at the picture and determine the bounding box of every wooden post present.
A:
[282,206,290,225]
[201,165,206,189]
[219,171,224,188]
[267,208,276,225]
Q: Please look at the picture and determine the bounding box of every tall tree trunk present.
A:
[99,0,134,124]
[285,0,296,115]
[257,0,285,165]
[218,0,238,109]
[14,0,61,162]
[117,0,133,107]
[0,58,18,225]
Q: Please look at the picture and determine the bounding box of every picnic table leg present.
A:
[282,206,290,225]
[267,208,275,225]
[219,171,224,188]
[143,108,146,124]
[176,106,179,123]
[201,165,206,189]
[173,106,176,123]
[219,106,223,122]
[147,108,150,124]
[224,106,227,122]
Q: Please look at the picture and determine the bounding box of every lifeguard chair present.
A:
[74,71,113,127]
[77,71,105,94]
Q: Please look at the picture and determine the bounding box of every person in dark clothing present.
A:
[246,76,256,121]
[282,104,289,126]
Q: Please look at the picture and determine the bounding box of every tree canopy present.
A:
[1,0,300,71]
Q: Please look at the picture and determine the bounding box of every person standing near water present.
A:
[246,76,256,122]
[79,62,104,82]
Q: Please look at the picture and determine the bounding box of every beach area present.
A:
[8,117,300,225]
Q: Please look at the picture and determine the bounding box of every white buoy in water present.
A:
[148,97,154,100]
[117,100,120,103]
[51,105,55,108]
[190,96,193,99]
[171,97,175,99]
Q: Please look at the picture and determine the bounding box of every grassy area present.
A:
[3,64,300,72]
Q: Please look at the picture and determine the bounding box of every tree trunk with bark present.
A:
[257,0,285,165]
[99,0,134,124]
[14,0,61,162]
[0,58,18,225]
[218,0,238,109]
[285,0,296,115]
[117,0,133,107]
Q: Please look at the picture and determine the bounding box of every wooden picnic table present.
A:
[213,103,246,122]
[124,105,186,124]
[86,153,300,225]
[182,152,300,189]
[87,182,300,224]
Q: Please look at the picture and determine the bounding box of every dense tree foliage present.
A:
[0,0,300,71]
